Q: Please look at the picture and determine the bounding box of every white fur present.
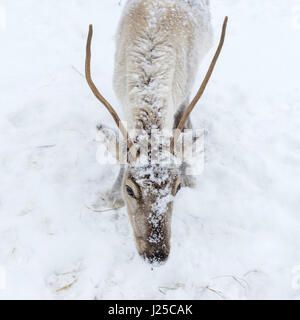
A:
[113,0,213,132]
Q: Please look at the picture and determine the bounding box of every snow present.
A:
[0,0,300,299]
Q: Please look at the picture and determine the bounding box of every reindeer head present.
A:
[96,126,189,263]
[85,18,227,263]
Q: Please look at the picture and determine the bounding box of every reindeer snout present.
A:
[147,250,169,264]
[136,238,170,264]
[141,246,170,264]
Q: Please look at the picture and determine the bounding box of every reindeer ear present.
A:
[96,124,122,163]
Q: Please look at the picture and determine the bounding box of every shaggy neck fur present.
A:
[113,0,213,132]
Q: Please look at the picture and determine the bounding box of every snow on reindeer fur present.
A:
[114,0,213,132]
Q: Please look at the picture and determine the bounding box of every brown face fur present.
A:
[122,164,181,264]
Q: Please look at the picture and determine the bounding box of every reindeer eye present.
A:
[126,185,135,198]
[176,183,182,194]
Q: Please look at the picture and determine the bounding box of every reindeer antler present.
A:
[170,17,228,154]
[85,24,137,157]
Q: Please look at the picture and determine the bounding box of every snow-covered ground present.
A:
[0,0,300,299]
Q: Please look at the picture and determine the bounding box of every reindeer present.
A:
[85,0,227,263]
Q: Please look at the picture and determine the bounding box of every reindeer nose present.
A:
[136,239,170,264]
[147,250,169,264]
